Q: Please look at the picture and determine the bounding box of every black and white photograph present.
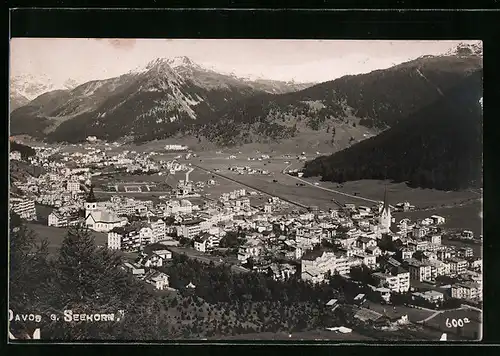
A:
[9,38,483,342]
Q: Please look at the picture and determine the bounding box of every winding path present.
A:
[193,164,308,209]
[284,174,380,204]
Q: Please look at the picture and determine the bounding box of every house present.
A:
[437,249,455,261]
[150,218,167,243]
[357,236,377,250]
[461,230,474,239]
[451,282,482,301]
[269,263,297,281]
[353,293,366,305]
[176,219,204,239]
[85,206,128,233]
[48,211,68,227]
[238,240,264,261]
[413,290,444,303]
[412,227,427,239]
[326,299,338,307]
[10,151,22,161]
[136,248,172,268]
[375,287,392,303]
[301,249,362,283]
[66,179,81,193]
[431,215,446,225]
[122,262,145,276]
[10,198,37,221]
[366,245,382,257]
[193,233,220,253]
[409,239,430,251]
[154,249,173,260]
[359,254,377,269]
[372,267,410,293]
[457,247,474,258]
[447,257,468,276]
[108,225,146,251]
[194,234,209,252]
[428,259,451,279]
[426,234,442,245]
[145,271,170,290]
[401,248,414,260]
[406,259,432,282]
[468,257,482,271]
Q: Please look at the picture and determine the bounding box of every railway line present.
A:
[193,164,309,209]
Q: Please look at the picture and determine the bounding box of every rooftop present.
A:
[180,218,205,226]
[302,248,337,261]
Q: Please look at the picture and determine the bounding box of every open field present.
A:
[363,301,435,323]
[394,201,482,238]
[95,172,168,184]
[35,204,54,224]
[196,156,293,173]
[422,308,481,340]
[27,223,108,255]
[301,179,479,209]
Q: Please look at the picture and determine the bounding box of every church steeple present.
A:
[86,185,97,203]
[383,186,389,212]
[379,186,392,233]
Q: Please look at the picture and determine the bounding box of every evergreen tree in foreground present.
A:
[46,224,168,340]
[8,221,169,340]
[9,212,52,338]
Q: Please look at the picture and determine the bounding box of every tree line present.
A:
[303,70,483,191]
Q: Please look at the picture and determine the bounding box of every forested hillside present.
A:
[302,70,483,191]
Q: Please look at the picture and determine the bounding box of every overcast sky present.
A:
[10,39,481,84]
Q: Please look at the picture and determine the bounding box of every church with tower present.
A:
[84,186,127,232]
[378,187,392,234]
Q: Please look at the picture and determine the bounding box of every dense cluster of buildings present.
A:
[9,142,483,303]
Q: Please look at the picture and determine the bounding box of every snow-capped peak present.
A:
[167,56,199,69]
[145,58,172,71]
[142,56,202,72]
[10,73,80,100]
[444,41,483,57]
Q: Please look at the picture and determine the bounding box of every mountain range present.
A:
[10,74,80,112]
[10,47,482,156]
[302,69,483,191]
[10,57,314,143]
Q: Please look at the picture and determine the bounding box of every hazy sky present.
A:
[10,39,481,84]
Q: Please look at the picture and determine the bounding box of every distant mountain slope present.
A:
[197,54,482,147]
[11,57,302,143]
[244,79,315,94]
[9,92,30,112]
[302,70,483,191]
[10,73,79,101]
